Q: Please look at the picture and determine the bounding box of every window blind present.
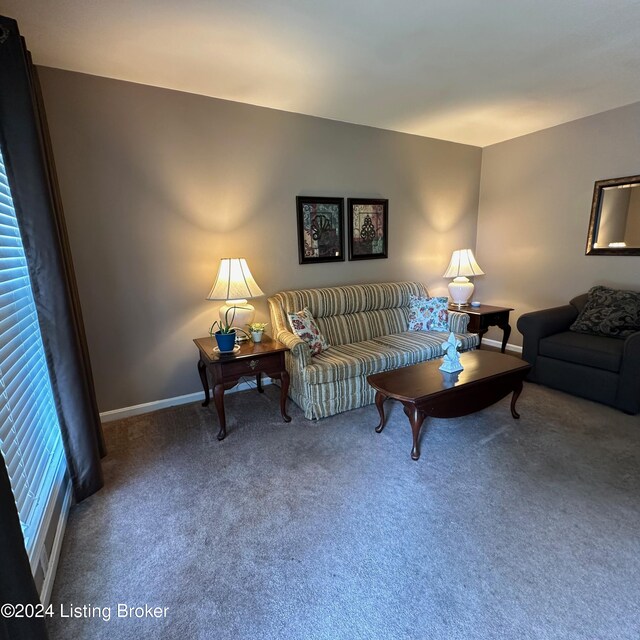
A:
[0,144,65,557]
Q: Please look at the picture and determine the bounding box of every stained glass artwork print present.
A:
[348,198,388,260]
[296,197,344,264]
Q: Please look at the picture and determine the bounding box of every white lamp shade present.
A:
[443,249,484,307]
[442,249,485,278]
[207,258,264,341]
[207,258,264,302]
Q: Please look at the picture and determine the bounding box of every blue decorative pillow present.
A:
[408,295,449,332]
[570,285,640,338]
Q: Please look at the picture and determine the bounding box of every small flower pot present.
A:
[214,330,236,352]
[251,330,264,343]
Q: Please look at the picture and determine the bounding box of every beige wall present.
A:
[38,67,482,412]
[476,101,640,347]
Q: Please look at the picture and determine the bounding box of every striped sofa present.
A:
[268,282,479,419]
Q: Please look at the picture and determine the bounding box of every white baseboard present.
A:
[101,341,521,424]
[99,379,272,423]
[481,338,523,354]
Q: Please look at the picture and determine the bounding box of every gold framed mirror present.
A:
[586,174,640,255]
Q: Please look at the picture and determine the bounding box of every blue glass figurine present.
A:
[439,332,463,373]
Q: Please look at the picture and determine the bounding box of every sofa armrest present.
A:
[268,294,311,369]
[517,304,578,339]
[517,305,578,372]
[274,329,311,367]
[448,310,470,333]
[617,331,640,414]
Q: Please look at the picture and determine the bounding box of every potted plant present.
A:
[248,321,268,343]
[209,306,249,352]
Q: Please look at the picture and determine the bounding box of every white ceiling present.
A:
[3,0,640,147]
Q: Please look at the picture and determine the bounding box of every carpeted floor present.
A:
[47,382,640,640]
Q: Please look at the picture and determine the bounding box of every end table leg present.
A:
[198,359,210,407]
[499,322,512,354]
[374,391,387,433]
[510,380,523,419]
[256,372,264,393]
[214,383,227,440]
[403,404,426,461]
[279,370,291,423]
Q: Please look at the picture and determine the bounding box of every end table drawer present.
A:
[223,353,283,378]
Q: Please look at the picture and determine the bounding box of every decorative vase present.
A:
[251,330,263,343]
[214,330,236,352]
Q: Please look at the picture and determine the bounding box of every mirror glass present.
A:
[586,175,640,255]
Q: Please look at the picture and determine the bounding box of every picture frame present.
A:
[347,198,388,260]
[296,196,345,264]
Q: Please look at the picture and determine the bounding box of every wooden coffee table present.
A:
[367,351,531,460]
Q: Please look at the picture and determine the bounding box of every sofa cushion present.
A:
[539,331,624,373]
[272,282,426,346]
[569,292,589,313]
[276,282,426,318]
[303,331,477,385]
[408,295,449,332]
[287,308,330,355]
[315,307,409,346]
[569,285,640,338]
[374,331,478,360]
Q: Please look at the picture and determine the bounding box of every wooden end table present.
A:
[194,335,291,441]
[367,351,530,460]
[451,303,513,352]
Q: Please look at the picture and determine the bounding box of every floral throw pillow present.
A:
[408,295,449,332]
[287,308,330,355]
[570,285,640,339]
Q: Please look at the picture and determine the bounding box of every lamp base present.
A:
[219,299,255,341]
[448,277,474,307]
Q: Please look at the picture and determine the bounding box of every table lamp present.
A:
[443,248,485,308]
[207,258,264,340]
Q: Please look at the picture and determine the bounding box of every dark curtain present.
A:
[0,456,49,640]
[0,15,105,499]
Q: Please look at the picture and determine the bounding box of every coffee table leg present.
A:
[403,403,426,461]
[374,391,387,433]
[510,380,523,419]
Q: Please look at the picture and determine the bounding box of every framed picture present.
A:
[347,198,388,260]
[296,196,345,264]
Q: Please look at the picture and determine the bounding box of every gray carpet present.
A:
[47,382,640,640]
